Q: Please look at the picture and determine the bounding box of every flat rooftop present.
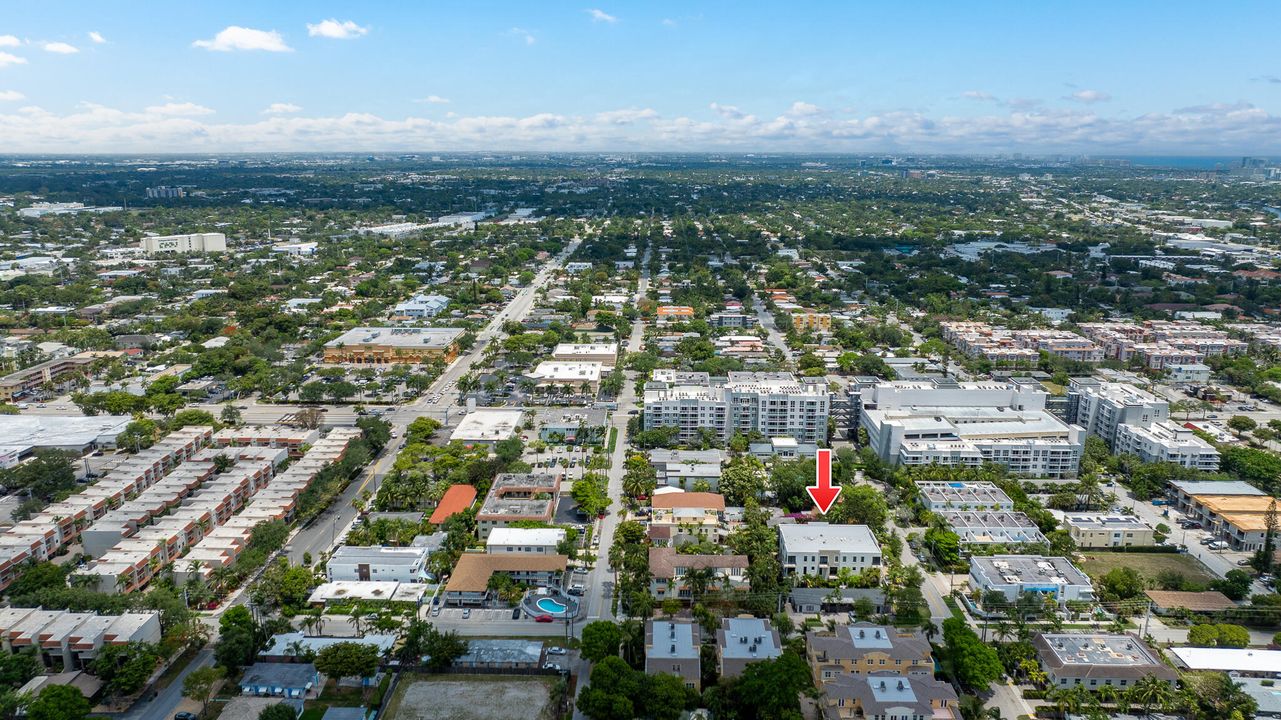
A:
[449,409,524,442]
[648,620,698,659]
[972,555,1092,586]
[1062,514,1151,531]
[720,617,781,660]
[325,326,464,349]
[1036,633,1163,667]
[778,523,880,554]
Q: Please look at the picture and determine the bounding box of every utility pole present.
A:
[1141,600,1152,638]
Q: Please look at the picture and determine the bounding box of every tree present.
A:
[406,417,441,444]
[220,403,242,427]
[257,704,299,720]
[1227,415,1258,434]
[1188,623,1250,648]
[313,642,379,681]
[182,666,225,719]
[577,657,640,720]
[171,409,217,430]
[580,621,623,662]
[26,685,90,720]
[90,642,162,696]
[642,673,696,720]
[943,617,1004,690]
[719,456,767,506]
[420,624,467,671]
[1097,567,1145,601]
[0,650,39,688]
[1213,570,1255,602]
[717,652,812,720]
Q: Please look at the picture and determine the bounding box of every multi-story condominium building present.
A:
[643,372,829,444]
[778,523,881,578]
[139,232,227,255]
[527,361,603,394]
[1078,321,1246,369]
[1113,420,1219,470]
[819,672,958,720]
[1181,492,1277,552]
[326,546,432,582]
[1166,363,1212,384]
[646,619,701,691]
[792,310,833,333]
[969,555,1095,605]
[806,623,934,686]
[441,553,567,607]
[1062,514,1156,548]
[651,491,726,541]
[392,293,450,318]
[916,481,1014,511]
[322,327,465,364]
[648,547,748,599]
[717,617,782,678]
[1032,634,1177,690]
[1067,379,1168,447]
[859,380,1084,478]
[1168,479,1264,514]
[708,312,758,329]
[475,473,561,539]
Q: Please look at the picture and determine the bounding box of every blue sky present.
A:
[1,1,1280,152]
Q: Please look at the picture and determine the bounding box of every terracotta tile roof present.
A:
[429,484,477,525]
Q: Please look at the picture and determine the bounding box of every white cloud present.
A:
[3,100,1281,154]
[43,42,79,54]
[1067,89,1111,104]
[88,31,106,44]
[0,52,27,68]
[586,8,618,23]
[962,90,997,102]
[0,35,20,47]
[263,102,302,114]
[144,102,214,117]
[661,18,678,27]
[306,19,369,40]
[193,26,292,52]
[415,95,451,105]
[788,101,822,116]
[508,27,536,45]
[595,107,658,125]
[1004,97,1042,109]
[0,90,23,101]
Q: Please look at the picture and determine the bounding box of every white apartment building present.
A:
[1067,379,1168,447]
[139,232,227,255]
[1062,514,1156,548]
[327,545,431,583]
[485,527,566,555]
[778,523,881,578]
[858,380,1084,478]
[1114,420,1220,470]
[644,372,830,444]
[1166,363,1212,385]
[969,555,1095,605]
[916,481,1015,511]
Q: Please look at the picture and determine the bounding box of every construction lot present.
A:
[385,675,557,720]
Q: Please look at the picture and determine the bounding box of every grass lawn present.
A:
[607,427,618,453]
[1077,551,1215,584]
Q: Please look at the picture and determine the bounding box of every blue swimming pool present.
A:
[536,597,568,614]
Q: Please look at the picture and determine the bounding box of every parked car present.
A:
[462,609,471,619]
[543,662,562,671]
[176,713,198,720]
[1237,558,1254,566]
[511,607,522,619]
[535,614,554,623]
[1199,536,1215,545]
[547,646,567,655]
[1208,540,1229,550]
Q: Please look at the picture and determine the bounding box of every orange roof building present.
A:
[429,484,478,525]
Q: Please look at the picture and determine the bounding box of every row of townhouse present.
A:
[72,428,360,593]
[805,622,957,720]
[940,322,1104,364]
[642,617,783,692]
[0,608,161,672]
[0,427,214,592]
[1078,321,1246,369]
[1168,479,1277,552]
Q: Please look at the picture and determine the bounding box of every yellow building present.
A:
[321,327,463,364]
[792,310,832,333]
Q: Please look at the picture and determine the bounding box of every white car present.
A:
[547,646,567,655]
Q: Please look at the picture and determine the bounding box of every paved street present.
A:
[753,298,793,363]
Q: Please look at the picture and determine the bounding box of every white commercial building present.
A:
[326,545,431,583]
[139,232,227,255]
[449,408,524,446]
[859,380,1084,478]
[551,343,619,368]
[644,372,830,444]
[969,555,1095,605]
[528,361,603,393]
[485,527,566,555]
[1113,420,1219,470]
[778,523,881,578]
[1166,363,1212,385]
[393,294,450,318]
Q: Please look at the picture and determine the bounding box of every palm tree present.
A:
[300,614,324,637]
[1129,676,1174,718]
[348,606,368,636]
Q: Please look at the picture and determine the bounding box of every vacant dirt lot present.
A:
[386,676,555,720]
[1077,551,1215,584]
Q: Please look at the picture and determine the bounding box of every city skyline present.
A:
[1,1,1280,153]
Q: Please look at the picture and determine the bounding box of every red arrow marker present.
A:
[807,448,841,515]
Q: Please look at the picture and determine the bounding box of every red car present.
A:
[535,614,554,623]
